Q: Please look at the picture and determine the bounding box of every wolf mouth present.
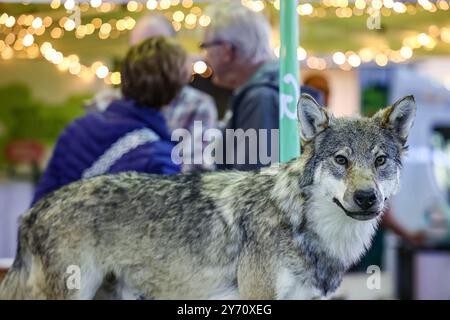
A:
[332,198,379,221]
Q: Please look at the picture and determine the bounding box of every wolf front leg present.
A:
[237,244,322,300]
[237,257,321,299]
[273,267,322,300]
[236,250,277,299]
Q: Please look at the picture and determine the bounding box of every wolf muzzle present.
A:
[333,198,380,221]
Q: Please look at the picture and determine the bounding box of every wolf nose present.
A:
[353,190,377,210]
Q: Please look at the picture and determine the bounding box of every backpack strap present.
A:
[82,128,160,179]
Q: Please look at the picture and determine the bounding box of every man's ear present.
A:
[373,95,417,143]
[297,93,329,142]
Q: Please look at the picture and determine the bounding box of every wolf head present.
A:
[297,94,416,222]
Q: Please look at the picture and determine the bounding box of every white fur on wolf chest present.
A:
[310,170,380,266]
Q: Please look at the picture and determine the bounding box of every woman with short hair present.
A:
[32,37,188,206]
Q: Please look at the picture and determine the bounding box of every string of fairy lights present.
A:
[0,0,450,85]
[273,25,450,71]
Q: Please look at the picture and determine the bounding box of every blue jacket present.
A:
[31,99,180,206]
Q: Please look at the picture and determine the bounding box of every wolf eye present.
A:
[334,155,348,166]
[375,156,387,167]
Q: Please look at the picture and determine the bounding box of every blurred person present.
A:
[383,208,427,246]
[132,15,218,172]
[31,37,188,206]
[304,74,330,106]
[201,3,324,171]
[129,13,175,45]
[88,14,218,172]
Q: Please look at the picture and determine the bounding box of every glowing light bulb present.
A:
[90,0,102,8]
[64,0,75,11]
[32,17,42,29]
[193,60,207,74]
[348,54,361,67]
[96,65,109,78]
[333,51,346,65]
[22,34,34,47]
[400,46,413,59]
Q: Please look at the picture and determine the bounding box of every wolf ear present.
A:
[374,95,417,143]
[298,93,329,142]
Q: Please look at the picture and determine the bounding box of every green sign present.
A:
[279,0,300,163]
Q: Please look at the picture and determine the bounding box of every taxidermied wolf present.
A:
[0,94,416,299]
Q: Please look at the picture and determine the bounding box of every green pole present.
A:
[279,0,300,163]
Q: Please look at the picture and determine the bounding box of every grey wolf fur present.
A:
[0,94,416,300]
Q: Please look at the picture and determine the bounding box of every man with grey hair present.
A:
[202,4,274,89]
[201,3,323,171]
[129,13,176,43]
